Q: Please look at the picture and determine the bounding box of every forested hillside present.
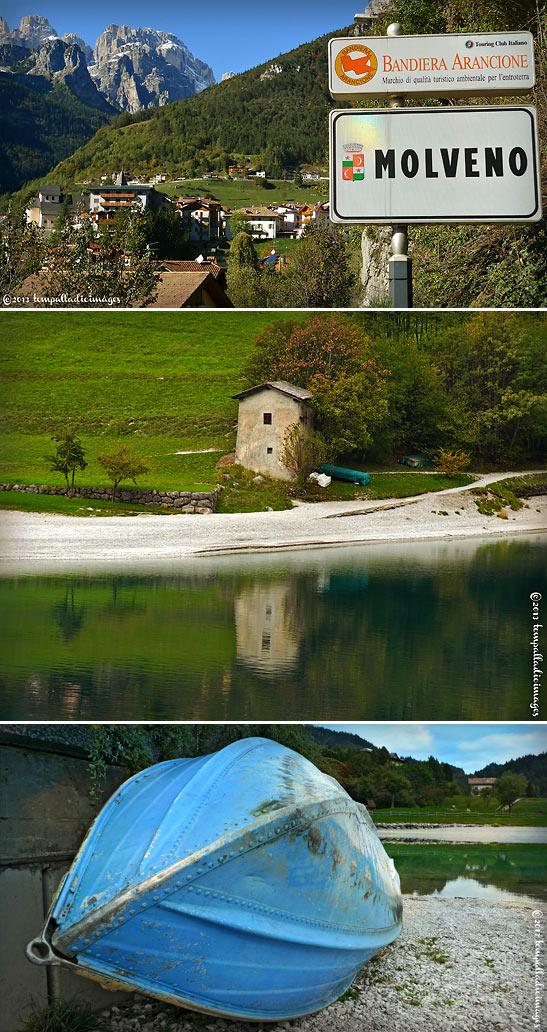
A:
[308,726,376,751]
[34,26,350,187]
[474,753,547,795]
[0,73,115,193]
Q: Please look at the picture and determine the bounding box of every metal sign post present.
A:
[386,23,411,308]
[328,16,540,309]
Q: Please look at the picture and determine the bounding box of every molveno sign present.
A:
[329,106,541,225]
[329,32,535,101]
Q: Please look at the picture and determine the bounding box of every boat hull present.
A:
[27,738,402,1021]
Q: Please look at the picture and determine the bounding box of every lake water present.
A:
[384,842,546,902]
[1,535,544,720]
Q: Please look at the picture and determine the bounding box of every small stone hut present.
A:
[232,381,313,481]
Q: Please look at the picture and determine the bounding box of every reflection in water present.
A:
[0,535,544,720]
[51,582,86,641]
[385,843,547,902]
[235,583,301,674]
[424,876,526,903]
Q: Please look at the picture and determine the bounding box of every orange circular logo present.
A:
[334,44,377,87]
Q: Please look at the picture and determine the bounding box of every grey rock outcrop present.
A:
[89,24,215,112]
[2,14,59,49]
[61,32,93,65]
[27,38,116,112]
[360,227,392,306]
[0,41,31,67]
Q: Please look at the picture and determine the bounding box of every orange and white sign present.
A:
[329,32,535,101]
[334,44,378,87]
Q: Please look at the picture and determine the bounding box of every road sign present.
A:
[329,32,535,101]
[329,106,542,225]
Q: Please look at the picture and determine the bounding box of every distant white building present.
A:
[87,171,169,225]
[176,197,225,241]
[272,204,302,237]
[226,207,281,240]
[468,777,497,793]
[25,185,88,234]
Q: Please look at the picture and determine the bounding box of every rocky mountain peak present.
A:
[61,32,93,65]
[17,14,58,48]
[0,13,58,48]
[89,23,215,112]
[26,37,115,112]
[2,14,216,113]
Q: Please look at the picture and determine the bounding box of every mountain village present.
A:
[20,171,333,307]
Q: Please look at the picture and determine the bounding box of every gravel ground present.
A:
[1,474,546,572]
[98,896,541,1032]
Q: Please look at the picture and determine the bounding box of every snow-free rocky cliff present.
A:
[0,16,216,111]
[26,38,114,111]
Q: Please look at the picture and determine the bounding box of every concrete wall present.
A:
[234,389,313,481]
[0,736,130,1032]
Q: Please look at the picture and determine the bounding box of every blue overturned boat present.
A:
[26,738,402,1022]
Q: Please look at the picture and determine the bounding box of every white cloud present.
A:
[455,730,547,772]
[322,723,435,757]
[456,731,547,755]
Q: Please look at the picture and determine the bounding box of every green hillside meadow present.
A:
[0,311,474,511]
[0,311,303,495]
[0,74,115,195]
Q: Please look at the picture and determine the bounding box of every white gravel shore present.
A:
[98,896,541,1032]
[0,473,546,571]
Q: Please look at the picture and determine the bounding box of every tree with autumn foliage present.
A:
[246,315,390,456]
[97,446,150,500]
[282,225,356,308]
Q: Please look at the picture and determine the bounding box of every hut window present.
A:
[267,447,273,454]
[263,412,272,424]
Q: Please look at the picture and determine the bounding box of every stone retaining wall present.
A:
[0,483,221,513]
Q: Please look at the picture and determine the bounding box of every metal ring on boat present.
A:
[25,937,57,966]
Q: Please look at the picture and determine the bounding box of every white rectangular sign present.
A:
[329,32,535,100]
[329,106,542,225]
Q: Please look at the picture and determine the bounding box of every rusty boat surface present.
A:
[26,737,402,1022]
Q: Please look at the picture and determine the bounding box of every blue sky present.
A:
[2,2,356,78]
[317,724,547,772]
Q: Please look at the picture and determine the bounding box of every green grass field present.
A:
[0,490,169,516]
[157,178,324,208]
[0,311,301,502]
[0,311,485,514]
[373,797,547,827]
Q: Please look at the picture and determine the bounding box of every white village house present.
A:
[226,207,282,240]
[25,185,88,234]
[468,777,498,793]
[232,381,313,481]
